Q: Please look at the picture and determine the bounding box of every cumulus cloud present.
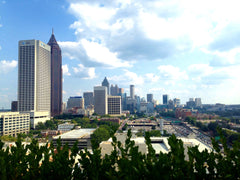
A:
[59,39,131,68]
[62,64,71,76]
[0,60,17,73]
[145,73,160,83]
[73,64,96,79]
[109,69,144,85]
[158,65,188,80]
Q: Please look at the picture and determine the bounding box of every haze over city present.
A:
[1,0,240,109]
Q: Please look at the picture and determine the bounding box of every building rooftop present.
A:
[53,129,96,139]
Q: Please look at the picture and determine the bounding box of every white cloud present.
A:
[0,60,17,73]
[62,64,71,76]
[158,65,188,80]
[145,73,160,83]
[0,24,2,28]
[0,45,1,50]
[73,64,96,79]
[81,39,131,68]
[62,90,67,94]
[109,69,144,85]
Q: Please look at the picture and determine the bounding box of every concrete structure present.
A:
[102,77,110,95]
[0,112,30,136]
[52,129,96,149]
[48,30,62,117]
[130,85,135,99]
[83,92,94,108]
[108,96,122,115]
[58,122,75,131]
[147,94,153,103]
[18,39,51,113]
[67,96,84,109]
[94,86,108,115]
[30,111,50,129]
[163,94,169,105]
[100,133,212,159]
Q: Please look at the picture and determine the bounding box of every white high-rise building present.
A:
[18,40,51,128]
[94,86,108,115]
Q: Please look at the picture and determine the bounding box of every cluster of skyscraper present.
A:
[17,30,62,128]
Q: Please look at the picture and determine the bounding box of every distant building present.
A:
[130,85,135,99]
[94,86,108,115]
[58,122,75,131]
[110,84,119,96]
[119,88,124,94]
[67,96,84,109]
[108,96,122,115]
[126,97,137,113]
[195,98,202,108]
[139,102,148,113]
[102,77,110,95]
[186,98,196,108]
[168,99,174,109]
[147,94,153,103]
[0,112,30,136]
[175,108,192,120]
[62,102,67,112]
[11,101,18,112]
[48,30,62,117]
[83,92,94,107]
[173,98,181,107]
[101,117,120,124]
[163,94,169,105]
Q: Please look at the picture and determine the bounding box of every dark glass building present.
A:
[48,30,62,116]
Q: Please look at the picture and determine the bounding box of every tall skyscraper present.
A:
[147,94,153,103]
[18,40,51,113]
[130,85,135,99]
[83,92,94,107]
[94,86,108,115]
[163,94,169,105]
[48,30,62,116]
[102,77,109,95]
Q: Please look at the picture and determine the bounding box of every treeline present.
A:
[0,130,240,179]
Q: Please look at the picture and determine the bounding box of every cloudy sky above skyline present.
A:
[0,0,240,108]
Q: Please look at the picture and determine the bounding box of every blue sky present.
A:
[1,0,240,109]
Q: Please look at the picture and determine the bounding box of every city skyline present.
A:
[1,0,240,109]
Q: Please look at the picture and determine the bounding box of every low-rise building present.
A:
[58,122,75,131]
[100,133,212,160]
[52,128,96,150]
[0,112,30,136]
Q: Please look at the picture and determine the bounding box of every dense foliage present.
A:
[1,129,240,179]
